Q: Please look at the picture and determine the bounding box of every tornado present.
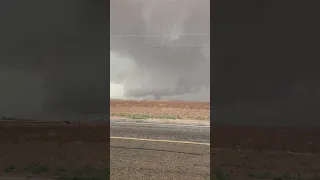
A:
[110,0,210,102]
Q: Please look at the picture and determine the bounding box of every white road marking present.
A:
[111,136,210,146]
[110,121,210,128]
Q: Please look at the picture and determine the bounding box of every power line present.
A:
[116,41,207,46]
[111,34,210,47]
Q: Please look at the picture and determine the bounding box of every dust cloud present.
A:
[110,0,210,102]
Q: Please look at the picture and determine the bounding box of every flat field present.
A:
[0,122,109,179]
[1,100,320,179]
[112,100,320,180]
[110,99,210,120]
[212,125,320,180]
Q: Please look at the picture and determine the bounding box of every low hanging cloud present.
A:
[110,0,210,102]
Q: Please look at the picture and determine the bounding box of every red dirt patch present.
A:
[110,100,210,119]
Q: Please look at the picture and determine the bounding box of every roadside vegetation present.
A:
[3,163,109,180]
[111,112,209,120]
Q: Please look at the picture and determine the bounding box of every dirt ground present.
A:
[110,100,210,120]
[2,100,320,179]
[212,125,320,179]
[212,148,320,180]
[0,122,109,177]
[111,100,320,179]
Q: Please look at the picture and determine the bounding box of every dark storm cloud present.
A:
[110,0,210,101]
[212,0,320,126]
[0,0,109,120]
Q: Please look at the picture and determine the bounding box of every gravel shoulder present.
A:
[110,115,210,179]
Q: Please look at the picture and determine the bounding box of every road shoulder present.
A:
[110,116,210,126]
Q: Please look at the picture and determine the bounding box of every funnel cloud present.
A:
[110,0,210,102]
[0,0,109,120]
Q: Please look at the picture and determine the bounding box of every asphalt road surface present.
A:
[110,119,210,180]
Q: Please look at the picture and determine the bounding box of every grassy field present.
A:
[111,112,208,120]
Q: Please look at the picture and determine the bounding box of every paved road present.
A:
[110,119,210,180]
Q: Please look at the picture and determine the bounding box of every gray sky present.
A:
[0,0,109,120]
[110,0,210,102]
